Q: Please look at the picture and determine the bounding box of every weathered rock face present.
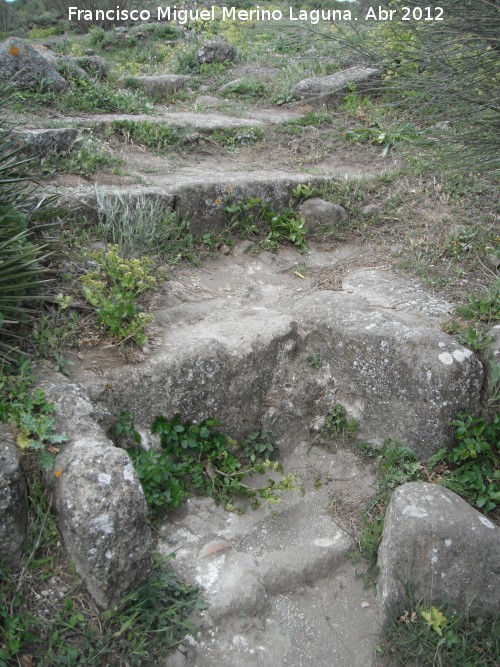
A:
[378,482,500,614]
[37,372,152,610]
[295,290,482,458]
[292,67,380,104]
[33,45,89,81]
[81,263,482,461]
[298,197,348,235]
[13,128,78,157]
[126,74,190,99]
[0,426,27,568]
[53,439,152,610]
[196,41,237,65]
[0,37,69,91]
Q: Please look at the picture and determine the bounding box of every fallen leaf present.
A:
[47,446,59,454]
[18,655,34,667]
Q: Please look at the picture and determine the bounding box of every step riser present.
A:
[62,175,325,234]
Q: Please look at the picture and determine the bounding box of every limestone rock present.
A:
[361,204,382,218]
[74,55,109,79]
[127,74,191,99]
[195,95,221,109]
[13,128,78,157]
[378,482,500,614]
[196,41,237,65]
[298,197,348,235]
[37,370,152,610]
[295,291,483,458]
[0,37,69,91]
[53,440,152,609]
[292,66,380,104]
[0,426,27,568]
[342,268,452,318]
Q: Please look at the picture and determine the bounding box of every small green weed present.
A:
[291,182,317,202]
[290,112,333,128]
[382,591,500,666]
[306,352,323,369]
[457,281,500,323]
[225,197,308,252]
[211,127,263,148]
[325,404,358,439]
[80,245,156,346]
[221,77,269,100]
[0,357,68,468]
[119,413,296,519]
[241,430,276,464]
[441,319,493,353]
[345,122,430,157]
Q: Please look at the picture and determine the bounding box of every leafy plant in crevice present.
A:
[324,403,358,440]
[117,413,296,520]
[429,412,500,513]
[225,196,308,253]
[441,319,493,354]
[79,245,156,346]
[0,357,68,468]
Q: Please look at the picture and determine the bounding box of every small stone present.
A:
[361,204,382,218]
[195,95,221,109]
[298,197,348,235]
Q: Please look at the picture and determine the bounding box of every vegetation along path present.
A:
[0,2,499,666]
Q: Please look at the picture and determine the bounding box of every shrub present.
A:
[80,245,156,346]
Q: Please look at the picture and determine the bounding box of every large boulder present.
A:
[125,74,191,99]
[298,197,348,235]
[378,482,500,614]
[0,426,27,568]
[292,66,380,104]
[0,37,69,91]
[37,371,152,610]
[196,41,237,65]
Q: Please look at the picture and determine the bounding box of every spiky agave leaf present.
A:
[0,83,53,362]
